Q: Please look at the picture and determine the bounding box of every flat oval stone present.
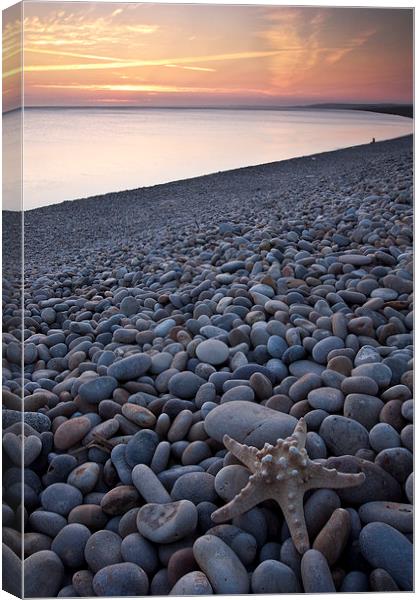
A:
[24,550,64,598]
[170,571,213,595]
[51,523,91,569]
[79,376,118,404]
[121,533,158,574]
[324,455,402,503]
[29,511,67,537]
[132,464,172,504]
[312,508,351,565]
[107,354,152,381]
[171,472,217,504]
[168,372,206,399]
[215,465,250,501]
[251,560,301,593]
[308,387,344,412]
[359,501,413,533]
[193,534,249,594]
[101,486,140,515]
[41,483,83,516]
[84,530,123,573]
[341,376,379,396]
[312,337,345,364]
[359,522,413,590]
[137,500,198,543]
[319,415,369,455]
[92,563,149,596]
[196,340,229,365]
[369,423,401,452]
[68,504,108,530]
[204,400,296,448]
[54,416,91,450]
[122,403,156,428]
[301,549,335,592]
[375,447,413,484]
[67,462,100,494]
[343,394,384,430]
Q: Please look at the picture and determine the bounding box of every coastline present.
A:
[18,135,413,271]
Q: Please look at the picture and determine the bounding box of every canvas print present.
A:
[2,1,414,597]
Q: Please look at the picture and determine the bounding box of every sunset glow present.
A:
[2,2,413,111]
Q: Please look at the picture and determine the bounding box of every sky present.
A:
[2,2,413,111]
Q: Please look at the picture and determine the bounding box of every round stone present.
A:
[54,416,91,450]
[359,501,413,533]
[196,340,229,365]
[84,530,123,573]
[137,500,198,543]
[41,483,83,516]
[51,524,91,568]
[78,376,118,404]
[107,354,152,381]
[319,415,369,456]
[193,534,249,594]
[92,563,149,596]
[169,571,213,595]
[168,372,206,399]
[24,550,64,598]
[312,337,345,364]
[307,387,344,412]
[300,549,335,592]
[251,560,300,593]
[359,522,413,590]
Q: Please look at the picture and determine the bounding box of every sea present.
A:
[2,107,413,210]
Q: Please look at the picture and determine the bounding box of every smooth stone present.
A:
[340,571,369,592]
[125,429,159,467]
[312,508,351,565]
[24,550,64,598]
[369,423,401,452]
[375,447,413,484]
[288,360,324,377]
[170,571,213,595]
[54,416,91,450]
[168,372,205,399]
[107,354,152,381]
[341,376,379,396]
[92,562,149,596]
[301,549,336,592]
[289,373,322,402]
[137,500,198,543]
[101,485,140,515]
[67,462,100,494]
[352,363,392,388]
[41,483,83,516]
[3,543,22,597]
[370,568,400,591]
[312,337,345,364]
[171,472,217,504]
[29,511,67,537]
[405,473,413,503]
[79,376,117,403]
[68,504,108,529]
[359,501,413,533]
[204,400,296,448]
[319,415,369,455]
[196,339,229,365]
[121,533,158,574]
[132,464,172,504]
[221,385,255,403]
[214,465,250,501]
[343,394,384,430]
[307,387,344,412]
[359,522,413,590]
[251,560,301,593]
[122,403,156,428]
[84,530,123,572]
[193,534,249,594]
[324,455,402,503]
[51,523,91,568]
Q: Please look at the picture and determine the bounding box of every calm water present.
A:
[3,107,413,210]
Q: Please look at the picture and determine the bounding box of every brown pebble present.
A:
[313,508,351,565]
[68,505,108,530]
[289,400,311,418]
[167,548,199,587]
[369,568,400,591]
[100,485,140,515]
[54,416,91,449]
[380,400,406,432]
[121,403,156,428]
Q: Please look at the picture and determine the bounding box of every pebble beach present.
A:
[2,135,413,595]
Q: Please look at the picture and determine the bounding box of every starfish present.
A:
[211,418,365,554]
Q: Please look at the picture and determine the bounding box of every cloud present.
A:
[4,50,281,78]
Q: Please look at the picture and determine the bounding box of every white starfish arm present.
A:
[278,496,310,555]
[292,418,307,449]
[211,480,266,523]
[307,467,365,490]
[223,434,259,472]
